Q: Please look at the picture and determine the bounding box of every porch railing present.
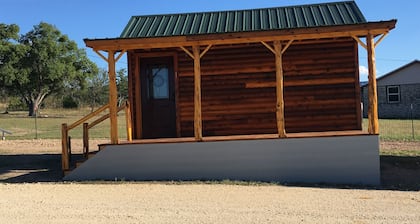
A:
[61,101,132,172]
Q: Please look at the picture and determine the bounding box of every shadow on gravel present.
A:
[1,153,419,191]
[0,154,63,183]
[380,155,420,191]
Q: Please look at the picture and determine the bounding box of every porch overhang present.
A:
[84,20,396,51]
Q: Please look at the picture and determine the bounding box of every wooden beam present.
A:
[374,32,388,48]
[83,123,89,157]
[108,50,119,143]
[174,55,182,138]
[180,46,194,59]
[352,36,367,50]
[367,34,379,134]
[115,50,127,62]
[192,45,203,141]
[200,45,212,58]
[61,123,69,171]
[281,40,294,54]
[260,40,291,138]
[134,54,142,139]
[94,50,108,62]
[125,101,133,142]
[261,41,276,54]
[273,41,286,138]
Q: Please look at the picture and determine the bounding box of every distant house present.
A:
[362,60,420,119]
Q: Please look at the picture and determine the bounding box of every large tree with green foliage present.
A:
[0,23,26,111]
[0,22,98,116]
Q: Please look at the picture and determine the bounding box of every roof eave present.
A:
[376,60,420,82]
[85,19,396,51]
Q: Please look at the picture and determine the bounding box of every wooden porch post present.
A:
[61,123,69,171]
[261,40,292,138]
[192,46,203,141]
[180,45,211,141]
[366,34,379,134]
[107,50,119,144]
[273,41,286,138]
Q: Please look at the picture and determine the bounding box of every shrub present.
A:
[7,97,26,111]
[62,96,78,108]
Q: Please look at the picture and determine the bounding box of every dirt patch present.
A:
[381,141,420,151]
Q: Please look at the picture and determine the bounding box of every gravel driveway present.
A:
[0,183,419,224]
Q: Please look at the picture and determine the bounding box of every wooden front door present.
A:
[140,57,176,138]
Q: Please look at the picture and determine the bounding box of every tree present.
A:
[85,68,109,111]
[116,68,128,106]
[0,24,26,113]
[0,22,98,116]
[79,68,127,111]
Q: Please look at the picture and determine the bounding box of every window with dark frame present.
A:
[386,85,400,103]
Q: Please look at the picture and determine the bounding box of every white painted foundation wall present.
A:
[64,135,380,185]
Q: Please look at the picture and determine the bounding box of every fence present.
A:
[362,102,420,141]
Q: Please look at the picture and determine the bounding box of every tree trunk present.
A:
[26,92,47,117]
[28,100,35,117]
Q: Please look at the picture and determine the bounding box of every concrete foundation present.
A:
[64,135,380,185]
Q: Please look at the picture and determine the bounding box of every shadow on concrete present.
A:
[1,153,419,191]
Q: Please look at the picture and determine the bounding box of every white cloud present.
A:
[359,65,369,76]
[359,65,369,81]
[359,65,381,82]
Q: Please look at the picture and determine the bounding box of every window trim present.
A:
[386,85,400,103]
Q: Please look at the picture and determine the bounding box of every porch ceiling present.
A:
[84,20,396,51]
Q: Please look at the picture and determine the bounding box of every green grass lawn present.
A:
[0,108,127,140]
[1,109,419,142]
[362,119,420,141]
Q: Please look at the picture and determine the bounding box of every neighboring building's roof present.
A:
[361,60,420,87]
[360,81,368,87]
[121,1,366,38]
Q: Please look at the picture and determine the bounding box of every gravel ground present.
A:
[0,140,419,223]
[0,183,419,224]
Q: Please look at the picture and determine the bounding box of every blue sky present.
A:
[1,0,419,81]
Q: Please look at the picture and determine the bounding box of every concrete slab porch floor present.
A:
[64,135,380,185]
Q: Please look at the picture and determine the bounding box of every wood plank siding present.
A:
[128,38,361,138]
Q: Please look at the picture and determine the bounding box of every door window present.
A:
[147,66,169,99]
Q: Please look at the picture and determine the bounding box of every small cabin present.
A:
[63,1,396,185]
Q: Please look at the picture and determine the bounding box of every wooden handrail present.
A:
[67,104,110,130]
[62,101,133,172]
[87,103,127,129]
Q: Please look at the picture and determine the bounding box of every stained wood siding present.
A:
[178,44,275,136]
[129,38,361,137]
[127,52,140,138]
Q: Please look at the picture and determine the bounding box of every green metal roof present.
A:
[120,1,367,38]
